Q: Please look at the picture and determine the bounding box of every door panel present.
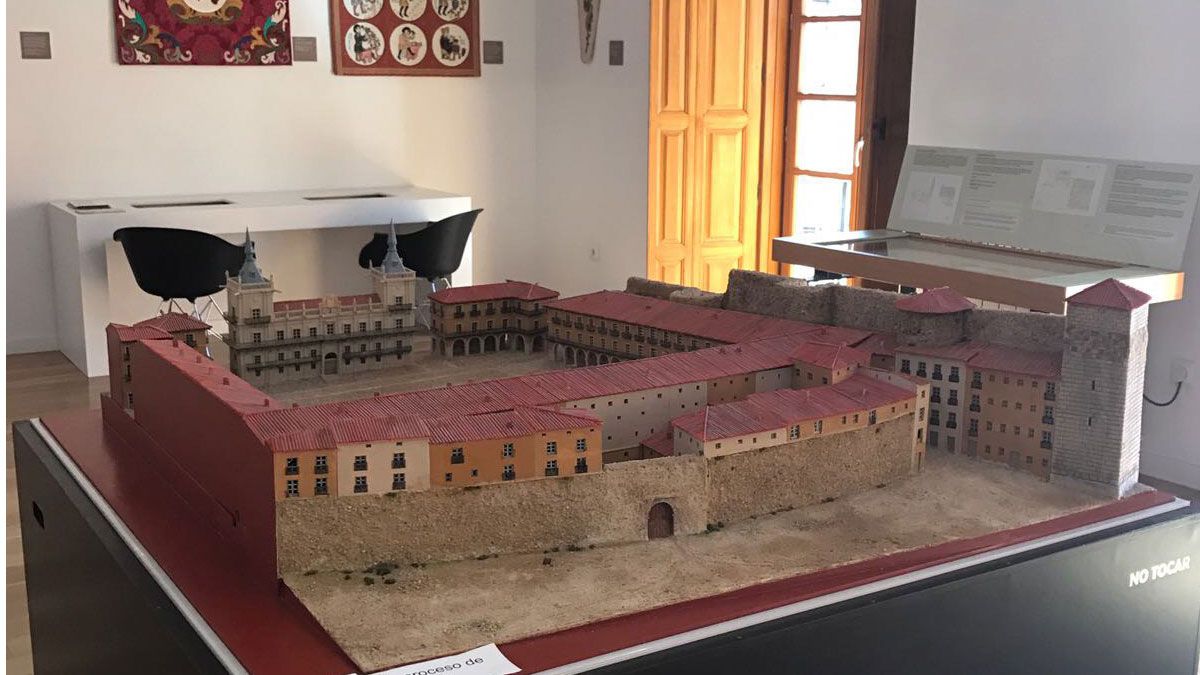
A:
[649,0,697,287]
[705,0,748,110]
[703,129,745,240]
[649,0,766,293]
[657,129,689,245]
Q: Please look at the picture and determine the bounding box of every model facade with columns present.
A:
[223,228,419,386]
[428,281,559,357]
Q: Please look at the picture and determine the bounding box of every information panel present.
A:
[888,146,1200,270]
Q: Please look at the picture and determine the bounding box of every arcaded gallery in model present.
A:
[5,2,1200,674]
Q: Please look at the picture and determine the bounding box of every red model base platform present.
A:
[37,408,1178,674]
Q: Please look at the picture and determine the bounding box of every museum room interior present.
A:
[5,1,1200,674]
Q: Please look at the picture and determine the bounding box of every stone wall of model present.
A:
[275,454,708,574]
[631,270,1067,352]
[706,416,916,524]
[274,415,918,574]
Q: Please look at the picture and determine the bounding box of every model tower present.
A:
[369,222,417,314]
[225,230,276,326]
[1051,279,1151,497]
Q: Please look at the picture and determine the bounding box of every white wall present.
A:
[6,0,540,352]
[6,0,651,352]
[534,0,649,297]
[911,0,1200,488]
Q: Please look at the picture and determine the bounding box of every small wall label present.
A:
[292,36,318,62]
[609,40,624,66]
[20,31,52,60]
[483,40,504,65]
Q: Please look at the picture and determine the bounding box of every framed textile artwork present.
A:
[114,0,292,65]
[330,0,480,77]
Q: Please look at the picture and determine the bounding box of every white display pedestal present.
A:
[49,186,472,376]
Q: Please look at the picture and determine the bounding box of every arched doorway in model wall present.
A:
[647,502,674,539]
[323,353,338,375]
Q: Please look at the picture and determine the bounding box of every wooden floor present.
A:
[5,350,1197,673]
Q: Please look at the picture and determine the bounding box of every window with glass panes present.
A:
[784,0,868,277]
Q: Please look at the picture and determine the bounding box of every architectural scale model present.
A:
[544,279,1149,494]
[428,280,559,357]
[222,228,420,386]
[102,271,1152,577]
[105,311,209,410]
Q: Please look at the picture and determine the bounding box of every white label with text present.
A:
[360,643,520,675]
[1128,556,1190,588]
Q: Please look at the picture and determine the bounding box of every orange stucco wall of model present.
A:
[272,449,338,500]
[971,367,1058,478]
[429,427,603,487]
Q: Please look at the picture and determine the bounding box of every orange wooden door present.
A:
[648,0,767,292]
[648,0,695,286]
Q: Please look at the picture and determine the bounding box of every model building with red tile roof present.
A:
[888,279,1147,493]
[221,228,419,387]
[105,312,211,410]
[429,280,560,357]
[100,274,1154,574]
[113,322,926,506]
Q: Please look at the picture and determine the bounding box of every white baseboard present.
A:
[1140,450,1200,491]
[7,335,59,355]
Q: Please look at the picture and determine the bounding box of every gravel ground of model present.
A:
[286,450,1106,672]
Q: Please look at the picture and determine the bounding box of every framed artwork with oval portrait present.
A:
[330,0,480,76]
[113,0,292,65]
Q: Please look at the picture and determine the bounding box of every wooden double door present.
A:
[648,0,915,291]
[647,0,779,292]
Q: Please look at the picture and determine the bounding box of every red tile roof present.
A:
[427,406,600,444]
[1066,278,1151,311]
[803,325,878,347]
[672,372,914,441]
[135,312,210,334]
[966,344,1062,379]
[273,294,381,312]
[895,287,975,314]
[792,342,871,370]
[855,332,897,358]
[330,415,430,444]
[429,281,559,305]
[828,374,919,410]
[243,332,821,442]
[262,415,430,453]
[894,341,1061,379]
[110,324,173,343]
[264,427,336,453]
[548,291,826,344]
[639,429,675,458]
